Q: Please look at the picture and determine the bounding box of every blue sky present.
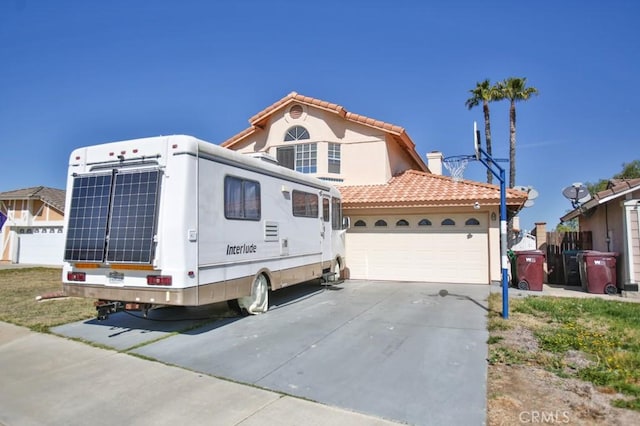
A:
[1,0,638,230]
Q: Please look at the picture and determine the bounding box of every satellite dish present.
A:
[577,192,591,204]
[562,183,590,208]
[513,185,539,207]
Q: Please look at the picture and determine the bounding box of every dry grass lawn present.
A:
[0,267,95,332]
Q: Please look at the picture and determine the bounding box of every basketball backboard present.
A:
[473,121,481,160]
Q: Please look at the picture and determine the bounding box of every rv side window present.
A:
[224,176,261,220]
[292,190,318,218]
[323,198,330,222]
[331,197,342,230]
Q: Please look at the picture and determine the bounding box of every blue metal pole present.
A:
[500,168,509,319]
[475,148,509,319]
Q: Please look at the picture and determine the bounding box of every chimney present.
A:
[427,151,443,175]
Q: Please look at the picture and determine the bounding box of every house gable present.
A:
[221,92,428,186]
[0,186,65,225]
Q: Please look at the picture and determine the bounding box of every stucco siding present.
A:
[341,140,389,185]
[387,136,420,176]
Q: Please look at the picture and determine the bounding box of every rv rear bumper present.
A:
[63,283,199,306]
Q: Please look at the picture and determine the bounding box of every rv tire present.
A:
[238,273,270,315]
[227,299,248,316]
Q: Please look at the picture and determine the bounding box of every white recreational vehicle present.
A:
[62,135,347,318]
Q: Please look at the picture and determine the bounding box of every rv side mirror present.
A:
[342,216,351,230]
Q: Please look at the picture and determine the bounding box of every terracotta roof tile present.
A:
[248,92,346,127]
[340,170,527,208]
[0,186,66,212]
[345,112,405,135]
[599,178,640,198]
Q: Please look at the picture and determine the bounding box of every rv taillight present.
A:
[67,272,86,282]
[147,275,172,286]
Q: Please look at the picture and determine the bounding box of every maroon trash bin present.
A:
[514,250,546,291]
[576,251,618,295]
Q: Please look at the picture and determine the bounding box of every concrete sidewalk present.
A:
[0,321,401,426]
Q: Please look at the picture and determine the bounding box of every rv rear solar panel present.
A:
[106,170,160,263]
[64,173,113,262]
[64,170,161,264]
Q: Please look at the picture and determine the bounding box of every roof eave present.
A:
[560,182,640,222]
[343,198,527,209]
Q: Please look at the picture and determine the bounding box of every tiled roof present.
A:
[221,91,425,170]
[0,186,66,213]
[340,170,528,208]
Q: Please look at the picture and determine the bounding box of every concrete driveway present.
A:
[53,280,489,425]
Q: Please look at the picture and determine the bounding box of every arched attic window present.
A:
[279,125,315,173]
[375,219,388,227]
[396,219,409,226]
[354,220,367,227]
[465,218,480,226]
[418,219,432,226]
[441,218,456,226]
[284,126,309,141]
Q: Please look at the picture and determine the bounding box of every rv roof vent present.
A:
[248,152,279,165]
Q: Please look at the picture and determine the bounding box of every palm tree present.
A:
[496,77,539,188]
[465,79,500,184]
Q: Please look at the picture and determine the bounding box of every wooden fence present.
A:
[545,231,593,284]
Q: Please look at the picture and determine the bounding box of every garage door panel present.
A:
[346,232,488,284]
[18,230,64,266]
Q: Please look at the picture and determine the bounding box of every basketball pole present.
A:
[475,147,509,320]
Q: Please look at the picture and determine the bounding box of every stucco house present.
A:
[0,186,66,266]
[561,178,640,292]
[222,92,527,285]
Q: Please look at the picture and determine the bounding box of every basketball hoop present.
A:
[443,155,475,182]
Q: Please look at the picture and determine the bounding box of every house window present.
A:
[277,146,294,169]
[285,126,309,141]
[465,218,480,226]
[375,219,387,227]
[354,220,366,227]
[292,190,318,218]
[441,218,455,226]
[418,219,432,226]
[328,143,341,174]
[295,143,317,173]
[278,126,316,173]
[396,219,409,226]
[224,176,261,220]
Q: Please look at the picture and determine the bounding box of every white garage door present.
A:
[18,227,65,266]
[346,215,489,284]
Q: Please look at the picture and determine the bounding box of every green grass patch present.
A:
[487,293,512,331]
[487,335,503,344]
[487,346,530,365]
[488,294,640,411]
[0,268,95,332]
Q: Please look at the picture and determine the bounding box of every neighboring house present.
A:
[0,186,66,266]
[561,178,640,292]
[222,92,527,284]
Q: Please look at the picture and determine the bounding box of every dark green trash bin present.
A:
[562,250,581,286]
